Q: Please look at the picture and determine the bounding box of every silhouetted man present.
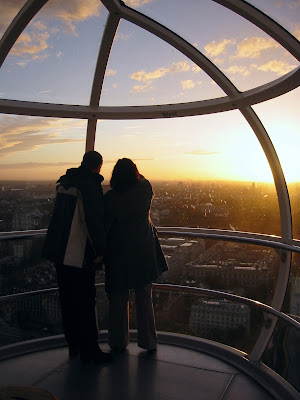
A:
[43,151,112,364]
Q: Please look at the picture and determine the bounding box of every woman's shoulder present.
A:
[104,177,153,200]
[104,188,118,202]
[138,176,152,190]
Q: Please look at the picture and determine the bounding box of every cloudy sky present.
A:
[0,0,299,184]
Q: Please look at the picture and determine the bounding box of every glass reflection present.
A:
[262,319,300,392]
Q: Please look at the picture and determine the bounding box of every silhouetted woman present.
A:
[104,158,168,352]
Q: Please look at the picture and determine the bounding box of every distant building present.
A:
[11,209,42,230]
[15,293,61,325]
[198,203,229,217]
[189,298,250,335]
[159,237,205,281]
[185,261,271,288]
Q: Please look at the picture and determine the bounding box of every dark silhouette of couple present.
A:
[43,151,168,364]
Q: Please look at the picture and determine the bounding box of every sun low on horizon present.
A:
[0,0,299,187]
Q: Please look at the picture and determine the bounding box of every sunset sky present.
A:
[0,0,299,184]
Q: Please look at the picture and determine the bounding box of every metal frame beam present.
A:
[86,12,120,151]
[0,0,48,68]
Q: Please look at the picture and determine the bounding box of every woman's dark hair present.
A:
[110,158,140,193]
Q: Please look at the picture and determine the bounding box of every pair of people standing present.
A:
[43,151,167,363]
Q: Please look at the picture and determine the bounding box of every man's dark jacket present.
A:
[43,165,106,268]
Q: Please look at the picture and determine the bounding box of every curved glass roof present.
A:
[122,0,299,92]
[101,19,226,106]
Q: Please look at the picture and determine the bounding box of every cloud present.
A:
[0,0,24,35]
[0,161,77,169]
[0,116,85,157]
[125,0,153,7]
[38,90,52,94]
[33,21,47,31]
[130,61,194,83]
[289,0,300,8]
[15,53,49,67]
[116,32,134,41]
[41,0,102,35]
[191,65,201,73]
[16,61,27,67]
[257,60,297,75]
[0,0,102,38]
[132,157,154,161]
[293,27,300,40]
[235,37,279,59]
[224,65,250,76]
[186,150,220,156]
[131,82,152,93]
[11,31,49,56]
[275,0,300,7]
[181,80,195,90]
[106,69,117,77]
[205,39,235,57]
[131,68,167,82]
[56,51,62,58]
[8,20,50,65]
[0,159,154,169]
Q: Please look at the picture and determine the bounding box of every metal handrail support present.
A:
[1,227,300,254]
[1,283,299,331]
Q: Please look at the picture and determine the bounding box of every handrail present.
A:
[1,227,300,254]
[1,283,299,331]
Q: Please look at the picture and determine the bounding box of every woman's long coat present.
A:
[104,177,168,291]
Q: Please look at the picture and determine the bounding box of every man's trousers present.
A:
[56,263,99,357]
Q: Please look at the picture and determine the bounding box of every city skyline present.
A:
[0,0,299,183]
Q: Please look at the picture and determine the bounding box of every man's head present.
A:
[81,151,103,173]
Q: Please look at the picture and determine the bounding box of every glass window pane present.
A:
[154,289,263,354]
[152,238,280,354]
[0,0,27,40]
[246,0,300,38]
[253,88,300,240]
[121,0,299,92]
[96,111,280,236]
[289,253,300,320]
[262,318,300,392]
[0,114,87,232]
[100,19,225,106]
[0,0,108,104]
